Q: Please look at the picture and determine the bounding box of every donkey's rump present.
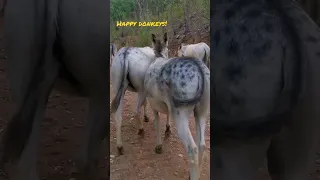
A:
[157,57,205,107]
[211,0,303,139]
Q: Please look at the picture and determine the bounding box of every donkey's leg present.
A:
[171,107,199,180]
[164,114,171,138]
[143,100,149,122]
[3,61,58,180]
[212,139,270,180]
[136,92,146,136]
[194,110,207,176]
[153,110,162,154]
[77,93,109,179]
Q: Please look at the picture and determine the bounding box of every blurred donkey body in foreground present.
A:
[0,0,110,180]
[212,0,320,179]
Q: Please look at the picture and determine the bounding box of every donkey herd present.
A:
[110,33,211,180]
[2,0,320,180]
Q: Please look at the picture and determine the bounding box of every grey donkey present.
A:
[212,0,320,180]
[144,33,210,180]
[0,0,110,180]
[110,44,171,155]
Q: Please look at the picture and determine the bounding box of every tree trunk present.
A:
[136,0,143,21]
[184,0,189,34]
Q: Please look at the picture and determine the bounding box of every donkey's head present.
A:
[177,43,187,57]
[151,33,168,58]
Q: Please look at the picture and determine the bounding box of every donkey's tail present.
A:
[202,50,208,67]
[172,58,205,107]
[110,48,130,113]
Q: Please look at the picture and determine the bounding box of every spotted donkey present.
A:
[212,0,320,179]
[144,33,210,180]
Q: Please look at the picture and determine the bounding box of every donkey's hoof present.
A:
[138,128,145,137]
[144,116,149,122]
[155,145,163,154]
[117,146,124,155]
[165,125,171,136]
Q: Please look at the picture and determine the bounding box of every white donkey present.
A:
[144,33,210,180]
[177,42,210,68]
[110,43,117,65]
[110,41,171,155]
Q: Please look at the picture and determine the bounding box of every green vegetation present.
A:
[110,0,210,47]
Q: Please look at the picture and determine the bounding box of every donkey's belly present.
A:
[148,98,168,114]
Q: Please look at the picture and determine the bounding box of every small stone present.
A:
[178,154,183,158]
[110,155,115,158]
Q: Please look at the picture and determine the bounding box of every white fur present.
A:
[178,42,210,68]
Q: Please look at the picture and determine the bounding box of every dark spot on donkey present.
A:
[252,40,272,58]
[224,9,236,20]
[226,39,239,56]
[224,26,233,35]
[224,63,244,83]
[262,21,274,33]
[213,30,221,46]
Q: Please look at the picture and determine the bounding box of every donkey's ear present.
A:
[151,34,156,43]
[163,32,168,43]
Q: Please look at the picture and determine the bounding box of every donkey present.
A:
[144,33,210,180]
[110,43,171,155]
[110,43,118,65]
[212,0,320,180]
[177,42,210,68]
[0,0,110,180]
